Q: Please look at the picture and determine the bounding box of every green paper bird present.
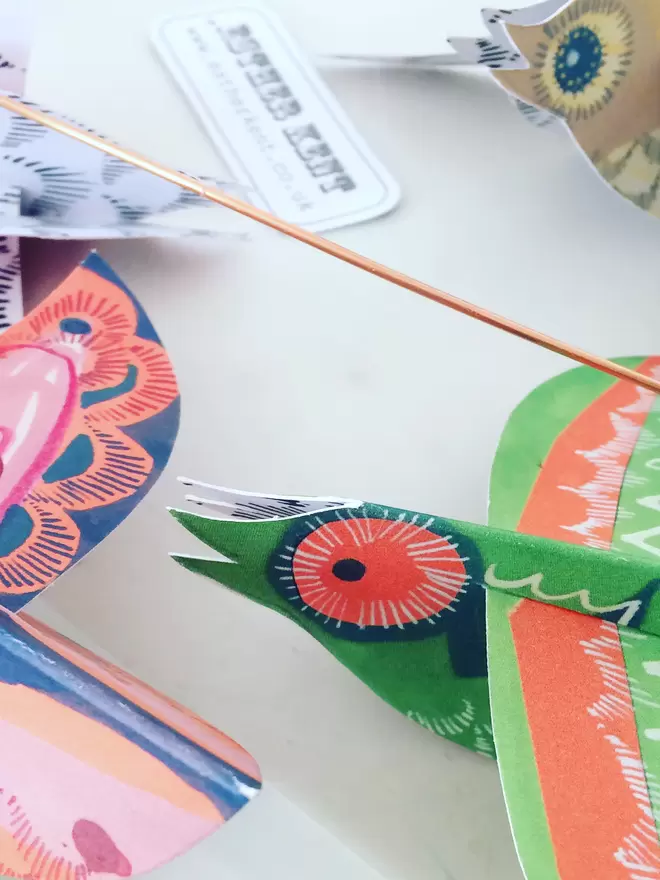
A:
[171,355,660,878]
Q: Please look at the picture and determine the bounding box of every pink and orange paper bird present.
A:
[0,251,261,878]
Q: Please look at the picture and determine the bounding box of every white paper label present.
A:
[153,6,401,232]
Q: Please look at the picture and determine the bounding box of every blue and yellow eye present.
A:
[529,0,634,122]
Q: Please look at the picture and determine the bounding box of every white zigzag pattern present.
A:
[556,375,660,550]
[581,622,660,878]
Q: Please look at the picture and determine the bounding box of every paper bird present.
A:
[171,353,660,877]
[336,0,660,221]
[0,252,261,878]
[451,0,660,218]
[0,1,241,332]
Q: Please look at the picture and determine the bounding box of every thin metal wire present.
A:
[4,93,659,393]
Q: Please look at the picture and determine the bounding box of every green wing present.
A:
[487,590,660,878]
[489,356,645,530]
[488,356,660,877]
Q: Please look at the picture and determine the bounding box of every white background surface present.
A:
[21,0,660,878]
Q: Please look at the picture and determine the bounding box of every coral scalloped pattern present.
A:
[0,255,179,608]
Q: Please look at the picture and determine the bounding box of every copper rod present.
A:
[4,93,659,394]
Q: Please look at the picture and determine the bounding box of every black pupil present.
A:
[332,558,366,582]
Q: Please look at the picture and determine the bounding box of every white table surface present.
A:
[23,1,660,878]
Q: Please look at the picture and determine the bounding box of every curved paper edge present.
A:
[0,606,261,877]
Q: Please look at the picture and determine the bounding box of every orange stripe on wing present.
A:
[0,502,79,596]
[517,357,660,550]
[510,599,660,878]
[0,268,137,392]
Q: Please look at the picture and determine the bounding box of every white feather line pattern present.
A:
[407,703,494,757]
[584,623,660,877]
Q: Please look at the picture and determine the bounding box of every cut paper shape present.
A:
[485,353,660,878]
[170,462,660,757]
[0,251,181,610]
[172,491,494,756]
[178,477,362,520]
[462,0,660,218]
[0,0,34,95]
[333,0,660,217]
[449,0,570,72]
[487,593,660,879]
[171,353,660,876]
[0,251,261,877]
[0,0,242,329]
[0,1,35,328]
[0,95,243,241]
[0,191,23,331]
[0,610,260,879]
